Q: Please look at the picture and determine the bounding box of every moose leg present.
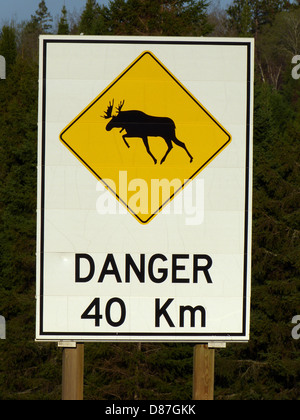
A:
[160,139,173,164]
[142,137,157,164]
[172,137,193,163]
[122,134,130,148]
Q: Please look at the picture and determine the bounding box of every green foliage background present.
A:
[0,0,299,400]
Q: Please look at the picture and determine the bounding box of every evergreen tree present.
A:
[226,0,252,36]
[227,0,292,37]
[20,20,40,62]
[79,0,109,35]
[31,0,53,34]
[20,1,53,62]
[107,0,213,36]
[57,5,70,35]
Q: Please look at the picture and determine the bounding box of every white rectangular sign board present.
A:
[36,36,253,342]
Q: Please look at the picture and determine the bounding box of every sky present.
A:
[0,0,232,26]
[0,0,109,25]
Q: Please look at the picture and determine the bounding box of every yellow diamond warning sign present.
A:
[60,51,231,224]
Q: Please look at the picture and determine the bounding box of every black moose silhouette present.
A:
[103,100,193,165]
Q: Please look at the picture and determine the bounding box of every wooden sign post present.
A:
[61,343,84,400]
[193,344,215,400]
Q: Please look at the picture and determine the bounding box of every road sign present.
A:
[36,36,254,342]
[60,50,231,224]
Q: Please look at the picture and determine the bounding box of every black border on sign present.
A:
[38,38,252,341]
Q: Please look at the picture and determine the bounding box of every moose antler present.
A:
[116,100,125,114]
[102,100,115,119]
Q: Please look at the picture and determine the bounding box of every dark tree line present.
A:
[0,0,299,400]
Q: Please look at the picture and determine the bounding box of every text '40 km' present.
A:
[81,297,207,329]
